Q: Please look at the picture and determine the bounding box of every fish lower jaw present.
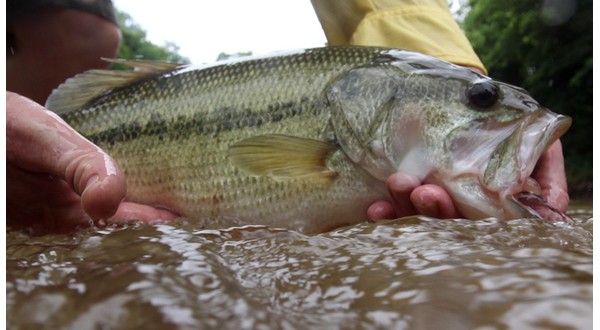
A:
[442,174,542,221]
[512,190,573,222]
[503,176,571,222]
[496,177,544,220]
[520,177,542,196]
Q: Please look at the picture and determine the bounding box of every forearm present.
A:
[310,0,486,73]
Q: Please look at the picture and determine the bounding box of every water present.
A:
[7,211,592,329]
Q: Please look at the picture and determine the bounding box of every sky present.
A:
[112,0,328,64]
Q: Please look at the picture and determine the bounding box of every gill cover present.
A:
[326,65,403,181]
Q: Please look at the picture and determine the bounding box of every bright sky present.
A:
[112,0,328,64]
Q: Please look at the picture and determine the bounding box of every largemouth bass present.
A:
[46,47,571,233]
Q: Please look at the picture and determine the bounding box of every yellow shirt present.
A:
[311,0,487,74]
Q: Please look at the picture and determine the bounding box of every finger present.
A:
[109,202,179,224]
[6,92,126,220]
[532,140,569,213]
[385,172,421,217]
[367,201,397,222]
[410,184,461,219]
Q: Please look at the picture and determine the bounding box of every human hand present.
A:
[366,140,569,221]
[367,174,460,221]
[528,140,569,219]
[6,92,177,234]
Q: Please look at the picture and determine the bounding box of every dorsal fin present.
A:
[101,58,183,72]
[45,59,184,115]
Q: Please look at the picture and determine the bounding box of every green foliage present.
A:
[463,0,592,197]
[114,10,190,65]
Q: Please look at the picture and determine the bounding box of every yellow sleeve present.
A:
[310,0,487,74]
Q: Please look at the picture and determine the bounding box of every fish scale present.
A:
[47,46,572,232]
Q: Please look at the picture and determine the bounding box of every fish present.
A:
[46,46,572,233]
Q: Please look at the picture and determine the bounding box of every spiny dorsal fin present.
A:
[228,134,338,181]
[45,59,184,115]
[101,58,183,72]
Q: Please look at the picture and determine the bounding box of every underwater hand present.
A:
[6,92,177,233]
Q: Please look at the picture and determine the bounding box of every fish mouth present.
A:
[441,109,571,221]
[497,111,572,220]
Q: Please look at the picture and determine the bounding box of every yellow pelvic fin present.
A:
[45,59,184,115]
[228,134,337,180]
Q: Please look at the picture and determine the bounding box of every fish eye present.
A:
[467,81,499,109]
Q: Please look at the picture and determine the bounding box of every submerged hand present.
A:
[6,92,177,234]
[367,140,569,221]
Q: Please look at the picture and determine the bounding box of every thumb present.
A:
[7,92,127,220]
[62,147,126,220]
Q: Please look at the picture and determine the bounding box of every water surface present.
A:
[7,212,593,329]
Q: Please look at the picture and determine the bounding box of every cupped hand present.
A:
[366,140,569,221]
[6,92,177,234]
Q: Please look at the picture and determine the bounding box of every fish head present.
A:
[328,49,571,220]
[435,80,572,220]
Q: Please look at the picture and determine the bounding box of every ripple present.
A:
[6,215,593,328]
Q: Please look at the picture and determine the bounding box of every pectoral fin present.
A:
[228,134,337,180]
